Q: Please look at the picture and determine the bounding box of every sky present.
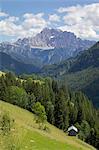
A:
[0,0,99,42]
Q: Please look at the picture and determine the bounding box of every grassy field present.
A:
[0,100,95,150]
[0,71,5,76]
[20,78,44,85]
[0,70,44,85]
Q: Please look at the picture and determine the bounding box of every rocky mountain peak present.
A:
[0,28,96,66]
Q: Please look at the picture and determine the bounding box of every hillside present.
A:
[62,67,99,107]
[0,100,95,150]
[63,42,99,107]
[40,42,99,107]
[40,58,74,77]
[0,52,39,74]
[69,41,99,72]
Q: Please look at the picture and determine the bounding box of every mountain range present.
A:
[0,28,95,67]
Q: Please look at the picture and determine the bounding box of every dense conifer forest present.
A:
[0,72,99,149]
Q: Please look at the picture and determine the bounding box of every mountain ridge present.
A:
[0,28,95,66]
[0,52,39,74]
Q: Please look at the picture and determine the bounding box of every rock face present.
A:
[0,28,95,66]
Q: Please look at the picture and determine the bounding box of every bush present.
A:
[0,111,14,135]
[43,125,50,132]
[32,102,47,128]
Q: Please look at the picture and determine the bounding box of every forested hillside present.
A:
[69,41,99,72]
[0,72,99,149]
[40,42,99,107]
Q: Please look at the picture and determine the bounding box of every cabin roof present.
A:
[68,125,78,132]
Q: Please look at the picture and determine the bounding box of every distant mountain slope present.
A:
[40,42,99,107]
[0,100,95,150]
[69,41,99,72]
[40,58,74,77]
[0,28,95,66]
[0,52,39,74]
[63,67,99,107]
[61,42,99,107]
[41,41,99,75]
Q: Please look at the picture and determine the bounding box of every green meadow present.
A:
[0,100,95,150]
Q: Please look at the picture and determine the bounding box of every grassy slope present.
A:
[0,101,95,150]
[0,71,5,76]
[0,70,44,85]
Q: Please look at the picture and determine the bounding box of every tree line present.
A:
[0,72,99,149]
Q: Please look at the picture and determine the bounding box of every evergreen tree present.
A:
[0,75,7,101]
[46,101,54,124]
[7,86,28,108]
[27,93,36,111]
[5,72,16,86]
[52,80,58,93]
[54,89,69,130]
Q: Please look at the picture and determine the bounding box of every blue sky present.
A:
[0,0,99,41]
[1,0,99,14]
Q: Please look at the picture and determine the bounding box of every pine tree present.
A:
[54,89,69,130]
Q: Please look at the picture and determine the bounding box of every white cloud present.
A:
[49,14,60,22]
[57,5,81,13]
[23,13,44,19]
[0,4,99,41]
[0,11,8,17]
[6,16,19,22]
[0,20,23,36]
[0,13,47,39]
[59,24,99,39]
[0,18,43,38]
[23,13,47,29]
[58,3,99,40]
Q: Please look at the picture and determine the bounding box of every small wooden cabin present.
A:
[67,125,78,136]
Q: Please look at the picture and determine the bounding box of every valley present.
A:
[0,1,99,150]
